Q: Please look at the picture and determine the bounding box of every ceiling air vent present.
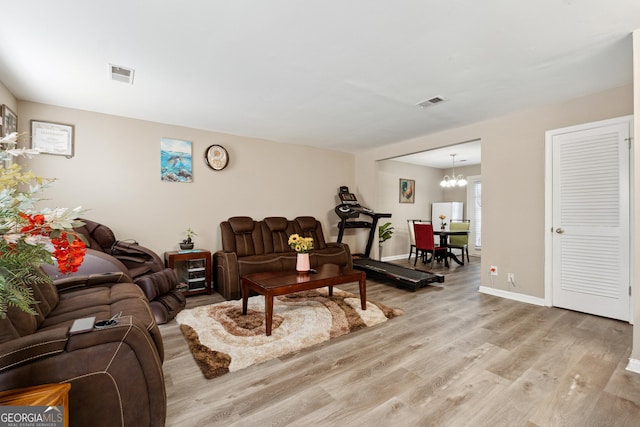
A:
[417,96,446,108]
[109,64,135,84]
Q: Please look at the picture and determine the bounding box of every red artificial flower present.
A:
[19,212,49,235]
[51,232,87,274]
[15,213,86,274]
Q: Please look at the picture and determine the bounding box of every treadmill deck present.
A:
[352,258,444,291]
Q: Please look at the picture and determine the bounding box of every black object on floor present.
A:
[352,258,444,291]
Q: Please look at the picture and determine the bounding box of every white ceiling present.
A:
[390,140,481,169]
[0,1,638,154]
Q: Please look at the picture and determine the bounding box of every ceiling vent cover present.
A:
[109,64,135,84]
[417,96,446,108]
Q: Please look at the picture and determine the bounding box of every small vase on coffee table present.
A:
[296,253,310,272]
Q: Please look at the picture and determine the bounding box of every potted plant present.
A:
[0,132,87,318]
[378,222,394,260]
[180,228,196,250]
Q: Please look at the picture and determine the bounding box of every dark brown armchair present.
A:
[74,218,164,279]
[70,218,186,324]
[0,272,166,427]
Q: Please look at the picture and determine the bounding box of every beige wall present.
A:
[356,84,633,299]
[15,101,355,256]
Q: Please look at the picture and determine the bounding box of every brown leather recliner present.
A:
[74,218,164,279]
[0,272,166,427]
[72,218,186,324]
[214,216,352,300]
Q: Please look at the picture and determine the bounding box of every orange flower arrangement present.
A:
[18,213,87,275]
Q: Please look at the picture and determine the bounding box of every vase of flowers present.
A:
[0,132,87,318]
[439,214,447,230]
[288,233,313,272]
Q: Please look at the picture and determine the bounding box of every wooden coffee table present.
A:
[241,263,366,336]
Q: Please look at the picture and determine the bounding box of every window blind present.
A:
[473,180,482,248]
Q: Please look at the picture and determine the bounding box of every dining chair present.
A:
[448,220,470,264]
[413,222,447,268]
[407,219,430,261]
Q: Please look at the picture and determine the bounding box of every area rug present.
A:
[176,288,403,379]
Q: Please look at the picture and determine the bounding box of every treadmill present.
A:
[335,186,444,291]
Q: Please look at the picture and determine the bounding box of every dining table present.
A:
[433,229,470,266]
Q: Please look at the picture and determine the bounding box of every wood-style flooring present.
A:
[160,256,640,426]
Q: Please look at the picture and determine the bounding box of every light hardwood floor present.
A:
[161,257,640,426]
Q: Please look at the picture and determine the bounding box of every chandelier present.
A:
[440,154,467,188]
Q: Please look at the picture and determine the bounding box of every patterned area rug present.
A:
[176,288,403,379]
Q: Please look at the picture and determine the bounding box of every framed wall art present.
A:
[31,120,75,157]
[1,105,17,137]
[399,178,415,203]
[161,137,193,182]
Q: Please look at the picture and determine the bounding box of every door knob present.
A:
[555,228,564,234]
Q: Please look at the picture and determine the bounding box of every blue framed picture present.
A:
[161,138,193,182]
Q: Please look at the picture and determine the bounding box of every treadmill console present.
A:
[336,187,373,217]
[339,192,359,205]
[334,186,391,256]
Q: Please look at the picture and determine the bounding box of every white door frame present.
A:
[544,115,634,320]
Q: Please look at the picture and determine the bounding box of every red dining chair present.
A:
[407,219,430,261]
[414,223,448,268]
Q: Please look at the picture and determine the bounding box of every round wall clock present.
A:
[204,144,229,171]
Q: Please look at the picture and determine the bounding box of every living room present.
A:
[9,83,636,313]
[2,2,640,425]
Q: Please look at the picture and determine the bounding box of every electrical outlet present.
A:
[507,273,515,286]
[490,266,498,276]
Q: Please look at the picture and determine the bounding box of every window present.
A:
[473,180,481,248]
[466,175,481,252]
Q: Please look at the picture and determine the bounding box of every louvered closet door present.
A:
[551,120,630,321]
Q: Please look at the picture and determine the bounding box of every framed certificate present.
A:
[31,120,75,157]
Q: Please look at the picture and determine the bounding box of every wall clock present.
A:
[204,144,229,171]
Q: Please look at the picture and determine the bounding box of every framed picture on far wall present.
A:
[399,178,415,203]
[1,104,17,137]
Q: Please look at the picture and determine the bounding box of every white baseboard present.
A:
[478,286,546,307]
[381,254,408,262]
[626,358,640,374]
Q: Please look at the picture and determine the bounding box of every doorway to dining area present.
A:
[374,140,482,267]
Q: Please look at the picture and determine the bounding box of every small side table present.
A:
[164,250,212,296]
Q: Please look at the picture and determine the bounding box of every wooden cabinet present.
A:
[164,250,212,296]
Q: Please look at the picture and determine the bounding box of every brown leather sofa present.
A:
[72,218,186,324]
[214,216,352,300]
[0,271,166,427]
